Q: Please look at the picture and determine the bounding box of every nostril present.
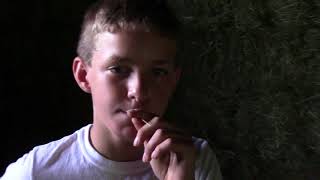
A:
[130,94,149,104]
[127,88,150,102]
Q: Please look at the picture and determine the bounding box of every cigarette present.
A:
[141,119,151,126]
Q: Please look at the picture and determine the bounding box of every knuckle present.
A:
[154,146,161,153]
[152,117,161,124]
[155,129,163,136]
[138,127,147,135]
[166,138,173,146]
[146,141,153,150]
[136,130,144,139]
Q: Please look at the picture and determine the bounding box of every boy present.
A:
[2,0,222,179]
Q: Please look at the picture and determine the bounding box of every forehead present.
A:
[93,30,177,65]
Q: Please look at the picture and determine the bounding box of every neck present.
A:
[89,123,144,162]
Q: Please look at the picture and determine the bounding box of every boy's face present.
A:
[75,30,180,144]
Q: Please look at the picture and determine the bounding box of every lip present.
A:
[125,109,157,121]
[116,109,153,127]
[118,109,147,116]
[126,108,144,111]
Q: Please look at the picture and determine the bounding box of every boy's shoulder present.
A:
[32,125,89,159]
[193,137,210,149]
[193,137,223,180]
[32,125,88,161]
[192,136,216,156]
[1,125,91,179]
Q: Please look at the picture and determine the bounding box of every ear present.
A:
[72,57,91,93]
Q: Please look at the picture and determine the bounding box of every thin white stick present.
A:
[141,119,151,126]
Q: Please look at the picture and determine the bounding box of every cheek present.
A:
[104,79,127,103]
[153,77,176,97]
[153,87,172,99]
[107,77,128,93]
[92,76,127,107]
[151,83,175,108]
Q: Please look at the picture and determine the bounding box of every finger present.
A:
[143,129,168,162]
[142,140,149,162]
[132,118,150,147]
[143,129,192,162]
[150,138,195,160]
[135,117,189,147]
[134,116,162,146]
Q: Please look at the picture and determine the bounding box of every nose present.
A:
[127,72,151,104]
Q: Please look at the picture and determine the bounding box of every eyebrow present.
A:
[108,55,174,65]
[108,55,131,62]
[152,59,174,65]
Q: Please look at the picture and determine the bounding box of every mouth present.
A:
[118,109,157,121]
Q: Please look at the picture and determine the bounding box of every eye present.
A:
[152,67,169,76]
[107,66,131,75]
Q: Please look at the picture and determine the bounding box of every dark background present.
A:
[1,0,94,174]
[2,0,320,180]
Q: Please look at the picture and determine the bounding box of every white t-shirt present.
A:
[1,124,222,180]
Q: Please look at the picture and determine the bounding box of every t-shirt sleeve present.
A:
[1,152,33,180]
[194,139,223,180]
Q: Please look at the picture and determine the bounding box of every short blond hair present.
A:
[76,0,180,65]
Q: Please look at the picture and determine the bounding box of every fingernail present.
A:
[133,137,139,146]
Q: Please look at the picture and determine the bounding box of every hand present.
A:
[127,110,196,180]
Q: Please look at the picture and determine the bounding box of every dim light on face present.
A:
[83,30,180,145]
